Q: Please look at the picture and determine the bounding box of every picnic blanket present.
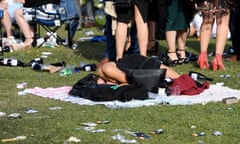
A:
[23,84,240,109]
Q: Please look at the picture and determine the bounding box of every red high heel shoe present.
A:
[197,52,209,69]
[212,53,225,71]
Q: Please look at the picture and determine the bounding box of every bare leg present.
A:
[1,9,12,37]
[14,8,33,46]
[215,13,230,55]
[116,22,128,60]
[177,30,188,58]
[166,31,178,60]
[96,61,180,84]
[148,21,156,49]
[134,5,148,56]
[160,64,180,79]
[96,62,128,84]
[200,18,214,53]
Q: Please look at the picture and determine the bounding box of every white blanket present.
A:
[23,84,240,109]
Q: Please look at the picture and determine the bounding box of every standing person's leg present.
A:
[177,30,188,62]
[75,0,83,30]
[85,0,95,27]
[212,12,230,70]
[116,22,128,60]
[134,5,148,57]
[166,31,178,62]
[197,17,214,69]
[12,8,33,51]
[1,9,12,37]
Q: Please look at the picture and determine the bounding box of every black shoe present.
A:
[160,52,179,66]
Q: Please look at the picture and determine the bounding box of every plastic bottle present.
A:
[81,64,97,72]
[59,66,80,76]
[0,58,26,67]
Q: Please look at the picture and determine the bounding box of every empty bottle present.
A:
[27,57,44,66]
[189,71,213,81]
[81,64,97,72]
[0,58,26,67]
[31,62,42,71]
[50,61,66,67]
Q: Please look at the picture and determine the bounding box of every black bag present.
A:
[114,0,132,9]
[126,69,167,93]
[69,74,148,102]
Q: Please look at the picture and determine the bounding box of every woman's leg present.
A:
[134,5,148,57]
[212,12,230,71]
[14,8,33,47]
[96,62,128,84]
[115,22,128,60]
[166,31,178,60]
[177,30,188,59]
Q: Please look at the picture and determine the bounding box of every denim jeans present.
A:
[60,0,80,46]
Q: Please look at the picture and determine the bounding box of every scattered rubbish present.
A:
[82,126,95,131]
[111,134,137,144]
[84,30,95,36]
[216,82,224,86]
[227,107,233,111]
[219,74,231,79]
[0,58,26,67]
[198,140,204,144]
[150,129,164,134]
[8,113,21,119]
[191,125,197,129]
[79,36,106,42]
[96,120,110,124]
[222,97,239,104]
[18,90,28,96]
[65,136,81,143]
[82,122,97,127]
[91,129,106,133]
[0,112,6,118]
[213,131,222,136]
[48,107,62,110]
[125,131,151,140]
[192,132,206,137]
[24,108,38,114]
[41,52,52,55]
[16,82,28,89]
[1,136,27,143]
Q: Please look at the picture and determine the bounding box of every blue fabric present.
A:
[59,0,79,21]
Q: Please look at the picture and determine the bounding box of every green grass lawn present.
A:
[1,27,240,144]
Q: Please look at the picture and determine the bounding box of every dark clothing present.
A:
[165,0,191,31]
[115,0,149,23]
[232,1,240,56]
[24,0,60,7]
[116,55,162,73]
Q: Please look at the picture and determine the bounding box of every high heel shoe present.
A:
[212,53,225,71]
[197,52,209,69]
[177,49,190,64]
[160,51,179,66]
[189,71,213,81]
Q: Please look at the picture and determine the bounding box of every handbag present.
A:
[114,0,132,9]
[126,69,167,93]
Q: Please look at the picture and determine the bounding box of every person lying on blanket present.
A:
[96,54,210,95]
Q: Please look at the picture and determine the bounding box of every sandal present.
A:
[177,49,189,64]
[160,51,179,66]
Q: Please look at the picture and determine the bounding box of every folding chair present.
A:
[25,0,79,48]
